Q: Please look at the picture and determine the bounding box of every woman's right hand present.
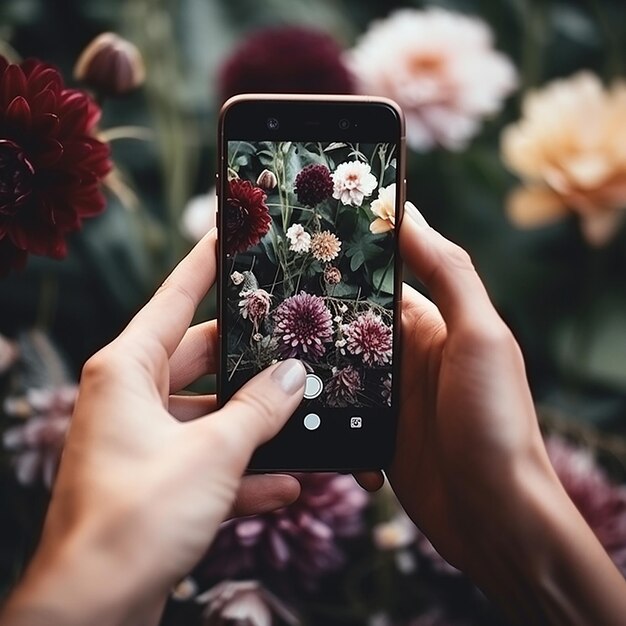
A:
[377,204,626,625]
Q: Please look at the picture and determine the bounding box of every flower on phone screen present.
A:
[286,223,311,253]
[325,366,362,407]
[332,160,377,206]
[343,312,392,366]
[310,231,342,263]
[224,179,271,255]
[370,183,396,233]
[294,164,334,206]
[239,289,272,331]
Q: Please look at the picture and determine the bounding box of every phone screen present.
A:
[219,98,403,470]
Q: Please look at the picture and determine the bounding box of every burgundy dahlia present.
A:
[273,291,333,359]
[295,164,333,207]
[343,312,393,366]
[326,366,361,407]
[225,178,271,255]
[202,474,369,589]
[0,57,112,273]
[219,27,354,102]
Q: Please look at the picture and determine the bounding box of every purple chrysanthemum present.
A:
[343,312,392,366]
[294,164,333,207]
[202,474,369,589]
[273,291,333,359]
[326,366,361,407]
[218,27,354,102]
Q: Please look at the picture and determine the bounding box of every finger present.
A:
[400,204,501,332]
[169,394,217,421]
[122,228,217,357]
[169,320,218,392]
[227,474,301,518]
[353,471,385,492]
[191,359,306,473]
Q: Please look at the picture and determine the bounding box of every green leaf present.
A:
[350,250,365,271]
[373,266,394,294]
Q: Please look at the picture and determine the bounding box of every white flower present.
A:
[230,271,244,285]
[370,183,396,233]
[347,8,517,152]
[373,511,417,550]
[332,160,378,206]
[286,223,311,253]
[180,188,217,242]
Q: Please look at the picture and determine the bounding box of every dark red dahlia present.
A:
[0,56,111,274]
[295,164,333,207]
[219,26,354,102]
[225,178,271,255]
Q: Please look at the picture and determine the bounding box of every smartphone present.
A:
[217,94,405,471]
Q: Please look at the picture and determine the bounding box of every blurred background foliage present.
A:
[1,0,626,624]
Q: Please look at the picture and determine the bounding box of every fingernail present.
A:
[271,359,306,395]
[405,201,429,228]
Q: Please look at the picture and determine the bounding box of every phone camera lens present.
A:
[266,117,280,131]
[338,118,350,130]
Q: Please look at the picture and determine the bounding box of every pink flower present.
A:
[347,8,516,152]
[3,385,77,487]
[325,366,361,407]
[239,289,272,331]
[202,474,369,589]
[343,312,392,366]
[332,160,377,206]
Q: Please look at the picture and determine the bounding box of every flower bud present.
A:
[324,266,342,285]
[74,33,145,97]
[256,169,278,191]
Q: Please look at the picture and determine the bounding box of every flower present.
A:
[343,312,392,366]
[225,179,271,255]
[545,435,626,574]
[347,8,516,152]
[285,223,311,253]
[0,57,111,273]
[294,164,333,206]
[381,373,392,406]
[203,474,369,589]
[256,169,277,191]
[501,72,626,246]
[332,160,377,206]
[325,366,361,407]
[370,183,396,233]
[324,266,342,285]
[74,32,145,97]
[196,581,300,626]
[239,289,272,331]
[218,27,354,102]
[180,188,216,242]
[2,385,77,487]
[310,231,342,262]
[273,292,333,359]
[230,271,244,285]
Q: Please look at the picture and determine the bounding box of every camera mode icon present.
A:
[350,416,363,429]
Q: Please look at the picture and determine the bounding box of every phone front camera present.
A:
[266,117,280,131]
[338,118,350,130]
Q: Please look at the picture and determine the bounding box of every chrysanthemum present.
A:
[218,27,354,102]
[310,230,341,262]
[0,57,112,273]
[370,183,396,233]
[285,223,311,253]
[325,366,361,408]
[224,179,271,255]
[2,385,77,487]
[323,265,342,285]
[332,160,377,206]
[202,474,369,589]
[347,8,517,152]
[294,164,333,207]
[343,312,392,366]
[239,289,272,331]
[273,291,333,359]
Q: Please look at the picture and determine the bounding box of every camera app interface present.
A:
[224,140,397,410]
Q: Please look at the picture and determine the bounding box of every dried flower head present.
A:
[343,312,392,366]
[501,72,626,246]
[273,292,333,359]
[256,169,278,191]
[294,164,333,206]
[219,26,354,102]
[225,179,271,255]
[286,223,311,253]
[325,366,361,407]
[347,8,516,151]
[239,289,272,331]
[332,160,378,206]
[310,231,342,262]
[74,32,145,97]
[0,57,111,273]
[370,183,396,234]
[230,271,244,285]
[323,266,342,285]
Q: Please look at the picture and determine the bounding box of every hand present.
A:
[363,205,626,625]
[1,229,306,626]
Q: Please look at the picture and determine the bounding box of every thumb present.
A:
[193,359,306,472]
